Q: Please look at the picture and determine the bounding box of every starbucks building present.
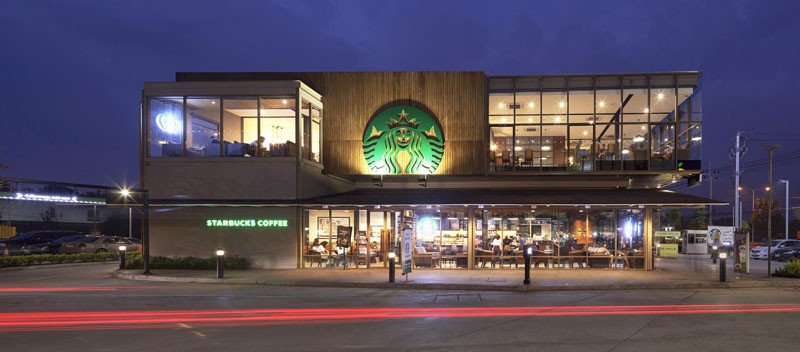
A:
[140,71,721,271]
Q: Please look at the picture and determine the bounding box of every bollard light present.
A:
[523,245,532,285]
[388,252,396,283]
[719,252,727,282]
[118,245,127,270]
[216,249,225,279]
[712,245,719,264]
[719,252,727,259]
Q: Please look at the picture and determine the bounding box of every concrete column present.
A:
[467,207,475,270]
[644,207,653,271]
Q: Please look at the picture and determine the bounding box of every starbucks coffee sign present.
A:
[362,106,444,174]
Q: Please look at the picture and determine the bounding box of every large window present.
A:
[185,97,220,157]
[148,97,183,157]
[147,91,323,160]
[487,74,702,172]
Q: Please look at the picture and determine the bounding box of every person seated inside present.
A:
[332,241,347,267]
[587,243,610,255]
[309,238,321,255]
[316,241,329,256]
[249,136,266,157]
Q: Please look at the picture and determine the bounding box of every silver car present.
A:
[60,236,141,254]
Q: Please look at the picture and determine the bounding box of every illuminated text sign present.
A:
[205,219,289,228]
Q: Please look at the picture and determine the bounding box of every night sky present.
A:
[1,0,799,217]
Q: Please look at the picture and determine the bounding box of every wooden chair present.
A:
[568,249,587,268]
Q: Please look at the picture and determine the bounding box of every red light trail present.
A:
[0,286,157,293]
[1,303,799,332]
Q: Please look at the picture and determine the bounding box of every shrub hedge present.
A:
[0,253,119,268]
[0,252,251,270]
[774,258,800,278]
[122,252,250,270]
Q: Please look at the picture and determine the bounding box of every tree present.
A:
[688,208,708,230]
[662,209,683,230]
[750,197,784,242]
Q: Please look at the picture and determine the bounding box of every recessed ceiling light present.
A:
[598,101,606,107]
[657,92,665,100]
[282,99,288,105]
[559,101,566,108]
[498,102,504,109]
[528,102,535,108]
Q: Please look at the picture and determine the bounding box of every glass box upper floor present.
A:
[488,72,702,173]
[143,81,323,165]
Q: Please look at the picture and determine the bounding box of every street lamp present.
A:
[119,188,133,239]
[780,180,789,240]
[762,144,780,277]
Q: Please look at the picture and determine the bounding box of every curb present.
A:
[0,261,116,272]
[112,271,800,292]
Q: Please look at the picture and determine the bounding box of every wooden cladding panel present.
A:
[180,72,486,175]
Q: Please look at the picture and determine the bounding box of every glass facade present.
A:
[488,73,702,172]
[147,93,322,160]
[302,206,648,270]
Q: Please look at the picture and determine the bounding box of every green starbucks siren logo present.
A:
[362,105,444,174]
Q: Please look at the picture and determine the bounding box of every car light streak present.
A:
[0,286,157,293]
[1,304,799,332]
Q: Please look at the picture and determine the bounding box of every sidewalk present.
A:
[114,257,800,292]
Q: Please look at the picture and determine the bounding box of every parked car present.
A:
[750,239,800,260]
[0,231,84,255]
[773,247,800,262]
[59,236,141,254]
[31,235,89,254]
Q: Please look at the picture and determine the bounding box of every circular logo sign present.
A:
[362,105,444,174]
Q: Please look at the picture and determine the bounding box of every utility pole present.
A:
[731,131,751,228]
[780,179,789,240]
[762,144,780,277]
[705,170,719,226]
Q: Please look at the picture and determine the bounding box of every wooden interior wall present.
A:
[179,72,487,175]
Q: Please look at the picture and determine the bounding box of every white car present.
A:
[750,239,800,260]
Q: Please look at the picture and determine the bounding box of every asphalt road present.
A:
[1,264,799,351]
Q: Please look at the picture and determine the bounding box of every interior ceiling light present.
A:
[498,102,504,109]
[528,102,535,108]
[559,101,566,108]
[644,108,650,113]
[282,99,288,104]
[657,92,665,100]
[598,101,606,107]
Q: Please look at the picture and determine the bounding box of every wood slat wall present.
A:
[178,71,487,175]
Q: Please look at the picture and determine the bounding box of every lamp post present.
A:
[118,245,127,270]
[388,251,396,283]
[119,187,150,275]
[762,144,780,277]
[780,180,789,240]
[216,249,225,279]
